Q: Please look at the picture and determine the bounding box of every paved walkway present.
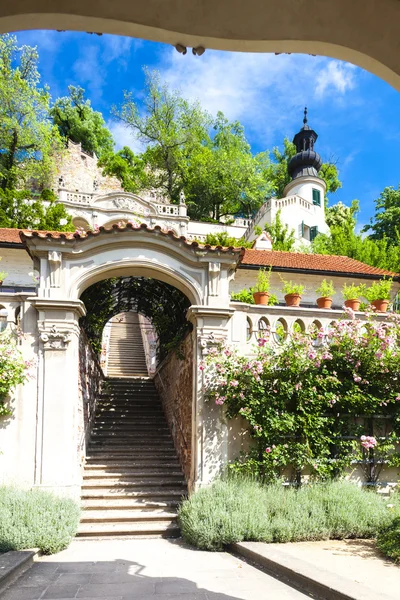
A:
[2,538,310,600]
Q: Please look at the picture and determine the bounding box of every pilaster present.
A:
[30,297,86,499]
[187,306,234,490]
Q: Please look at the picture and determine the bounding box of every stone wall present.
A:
[0,248,34,288]
[154,332,193,481]
[54,141,123,195]
[78,330,104,468]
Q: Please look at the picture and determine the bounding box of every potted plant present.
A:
[342,283,366,311]
[252,267,272,305]
[0,271,7,286]
[281,279,305,307]
[315,279,335,309]
[364,278,393,312]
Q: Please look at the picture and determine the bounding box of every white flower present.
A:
[59,218,68,226]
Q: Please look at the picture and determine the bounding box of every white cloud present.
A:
[157,49,360,145]
[108,121,146,153]
[73,34,140,99]
[315,61,356,98]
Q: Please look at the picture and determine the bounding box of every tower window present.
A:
[312,189,321,206]
[310,226,319,242]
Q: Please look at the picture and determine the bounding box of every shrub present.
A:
[252,267,272,293]
[377,516,400,562]
[0,333,30,416]
[179,478,397,551]
[0,486,80,554]
[342,283,366,301]
[202,314,400,482]
[231,288,255,304]
[316,279,335,298]
[364,278,393,302]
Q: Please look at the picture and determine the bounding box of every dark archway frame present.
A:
[80,276,191,360]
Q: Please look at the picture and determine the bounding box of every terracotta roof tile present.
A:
[240,249,398,278]
[0,228,24,245]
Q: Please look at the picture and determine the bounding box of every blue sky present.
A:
[15,30,400,227]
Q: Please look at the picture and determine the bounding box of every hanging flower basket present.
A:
[253,292,270,306]
[344,299,360,311]
[284,293,301,307]
[317,297,332,309]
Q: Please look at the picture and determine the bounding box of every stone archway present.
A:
[1,2,400,90]
[21,224,240,495]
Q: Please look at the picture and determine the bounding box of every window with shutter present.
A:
[310,226,318,241]
[312,189,321,206]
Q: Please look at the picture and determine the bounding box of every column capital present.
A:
[28,297,86,318]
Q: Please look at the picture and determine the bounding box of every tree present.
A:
[363,185,400,245]
[312,200,400,273]
[99,146,146,193]
[51,86,114,157]
[0,188,73,231]
[0,34,62,190]
[263,210,296,251]
[261,138,342,203]
[113,68,210,202]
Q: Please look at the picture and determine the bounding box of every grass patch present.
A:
[377,516,400,562]
[0,486,80,554]
[179,478,399,551]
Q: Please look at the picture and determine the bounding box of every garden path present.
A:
[2,538,310,600]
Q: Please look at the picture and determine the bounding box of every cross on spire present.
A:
[303,106,308,125]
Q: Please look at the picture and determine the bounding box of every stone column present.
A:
[30,298,86,499]
[187,306,234,490]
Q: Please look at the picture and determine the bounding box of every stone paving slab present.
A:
[233,539,400,600]
[2,539,310,600]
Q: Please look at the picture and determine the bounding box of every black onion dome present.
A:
[288,149,323,179]
[288,107,323,180]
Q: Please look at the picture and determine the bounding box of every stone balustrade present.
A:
[229,302,387,351]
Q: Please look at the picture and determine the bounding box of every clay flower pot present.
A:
[344,299,360,311]
[371,299,389,313]
[284,293,301,307]
[317,297,332,309]
[253,291,270,306]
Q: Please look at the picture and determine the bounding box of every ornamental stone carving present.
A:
[208,262,221,297]
[113,197,151,215]
[198,332,226,356]
[48,251,62,288]
[40,325,71,350]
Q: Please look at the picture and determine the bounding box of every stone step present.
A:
[80,509,178,523]
[92,424,168,431]
[83,471,184,480]
[90,432,172,439]
[77,521,180,538]
[82,479,185,489]
[87,447,178,455]
[81,488,186,499]
[88,441,174,448]
[84,462,180,470]
[82,498,180,510]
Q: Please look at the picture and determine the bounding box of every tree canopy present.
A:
[362,185,400,245]
[0,34,62,191]
[51,85,114,158]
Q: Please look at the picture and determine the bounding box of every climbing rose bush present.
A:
[0,333,31,416]
[202,311,400,482]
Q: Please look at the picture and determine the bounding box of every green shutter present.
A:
[312,189,321,206]
[310,226,318,241]
[301,220,304,237]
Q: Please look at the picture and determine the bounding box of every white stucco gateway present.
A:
[12,224,242,496]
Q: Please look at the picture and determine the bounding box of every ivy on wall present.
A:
[80,276,191,360]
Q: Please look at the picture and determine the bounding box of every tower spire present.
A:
[287,109,322,180]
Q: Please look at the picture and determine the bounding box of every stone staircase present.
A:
[79,378,187,538]
[106,313,148,378]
